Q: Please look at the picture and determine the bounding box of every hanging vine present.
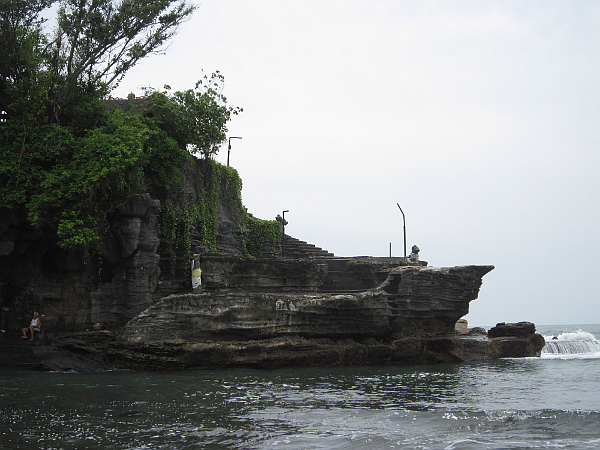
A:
[157,158,282,277]
[243,216,281,257]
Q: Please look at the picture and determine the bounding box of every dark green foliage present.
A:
[143,72,243,158]
[0,0,195,123]
[243,216,281,258]
[0,109,154,248]
[0,1,276,261]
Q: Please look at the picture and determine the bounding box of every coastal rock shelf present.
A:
[89,264,542,370]
[121,265,495,343]
[0,262,545,371]
[0,157,544,371]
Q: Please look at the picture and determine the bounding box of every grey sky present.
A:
[113,0,600,326]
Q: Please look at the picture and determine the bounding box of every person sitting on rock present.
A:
[21,312,41,341]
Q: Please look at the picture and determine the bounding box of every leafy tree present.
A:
[0,108,152,248]
[0,0,198,250]
[0,0,55,119]
[0,0,196,124]
[144,72,243,158]
[50,0,195,122]
[0,0,251,256]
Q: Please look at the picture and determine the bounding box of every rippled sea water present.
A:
[1,324,599,450]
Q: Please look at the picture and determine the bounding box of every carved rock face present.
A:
[0,194,162,331]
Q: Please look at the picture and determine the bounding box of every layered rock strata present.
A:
[0,155,545,371]
[120,265,495,343]
[75,263,548,371]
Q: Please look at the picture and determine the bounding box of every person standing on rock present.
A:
[21,312,41,341]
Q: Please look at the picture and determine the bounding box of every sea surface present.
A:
[1,324,599,450]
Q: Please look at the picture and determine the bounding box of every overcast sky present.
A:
[112,0,600,327]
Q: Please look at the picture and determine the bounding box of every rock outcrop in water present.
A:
[0,157,545,371]
[0,256,545,371]
[93,264,543,370]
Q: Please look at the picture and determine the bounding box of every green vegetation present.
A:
[0,0,196,124]
[144,74,242,159]
[0,0,280,262]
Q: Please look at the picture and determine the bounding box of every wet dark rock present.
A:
[485,321,545,358]
[487,333,546,359]
[467,327,487,336]
[488,321,537,338]
[0,331,113,372]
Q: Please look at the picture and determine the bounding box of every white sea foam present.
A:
[539,327,600,358]
[541,327,600,359]
[543,329,596,342]
[540,351,600,360]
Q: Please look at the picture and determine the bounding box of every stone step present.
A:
[282,235,334,258]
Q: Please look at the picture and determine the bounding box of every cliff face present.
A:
[0,160,243,331]
[0,193,163,331]
[0,157,543,371]
[119,265,494,344]
[92,264,516,370]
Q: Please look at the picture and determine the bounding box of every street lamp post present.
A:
[396,203,407,259]
[227,136,242,167]
[281,210,289,258]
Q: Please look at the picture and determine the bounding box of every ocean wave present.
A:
[543,329,596,341]
[540,350,600,360]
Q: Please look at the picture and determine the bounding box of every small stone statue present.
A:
[408,245,420,263]
[275,214,288,226]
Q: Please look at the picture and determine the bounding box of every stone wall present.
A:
[199,255,327,292]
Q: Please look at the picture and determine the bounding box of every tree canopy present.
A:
[0,0,246,253]
[1,0,196,123]
[144,72,242,159]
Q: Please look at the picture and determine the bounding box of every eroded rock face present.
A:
[0,160,251,331]
[79,263,548,370]
[90,193,161,327]
[487,321,537,338]
[379,265,495,336]
[118,291,393,343]
[485,321,545,358]
[0,194,162,331]
[119,265,494,344]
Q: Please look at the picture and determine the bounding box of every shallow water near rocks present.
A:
[1,324,600,449]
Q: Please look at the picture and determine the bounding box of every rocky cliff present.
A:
[119,264,494,343]
[95,263,545,371]
[0,159,254,332]
[0,157,545,371]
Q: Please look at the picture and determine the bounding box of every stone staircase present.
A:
[282,235,335,259]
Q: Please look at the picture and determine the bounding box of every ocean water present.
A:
[1,324,599,450]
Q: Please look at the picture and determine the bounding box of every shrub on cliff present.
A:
[143,73,242,159]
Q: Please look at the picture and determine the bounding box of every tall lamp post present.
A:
[227,136,242,167]
[281,210,289,258]
[396,203,407,259]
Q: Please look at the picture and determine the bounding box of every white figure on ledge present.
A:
[408,245,420,263]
